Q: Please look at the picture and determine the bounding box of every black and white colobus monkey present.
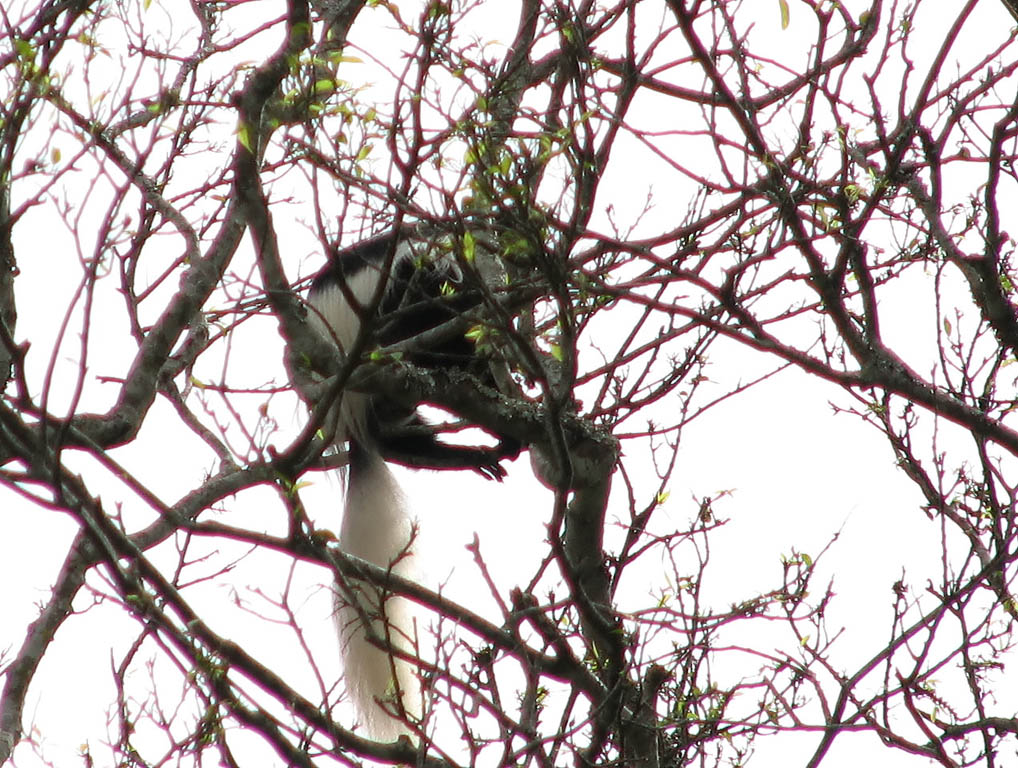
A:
[306,226,518,738]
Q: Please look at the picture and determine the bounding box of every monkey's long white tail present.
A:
[335,449,421,740]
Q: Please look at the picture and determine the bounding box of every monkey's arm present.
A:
[372,409,520,480]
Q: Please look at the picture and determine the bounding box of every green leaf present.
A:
[778,0,790,29]
[462,230,475,263]
[14,38,34,60]
[313,78,336,95]
[236,123,253,153]
[465,325,489,348]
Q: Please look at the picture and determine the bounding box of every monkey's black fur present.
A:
[308,228,519,480]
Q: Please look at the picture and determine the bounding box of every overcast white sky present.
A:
[3,1,1018,766]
